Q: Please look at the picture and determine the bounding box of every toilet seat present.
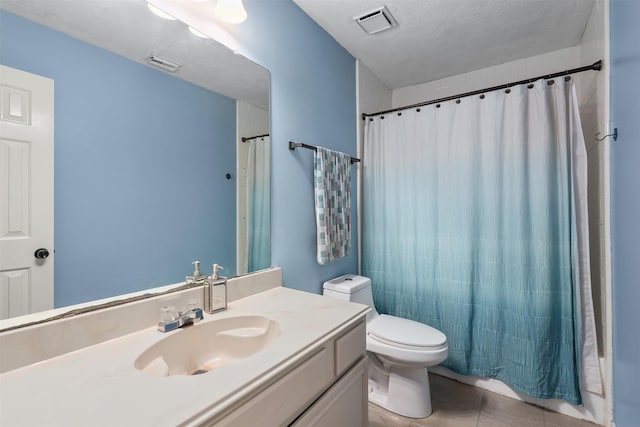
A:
[368,315,447,350]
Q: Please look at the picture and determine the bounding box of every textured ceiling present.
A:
[293,0,595,90]
[1,0,269,110]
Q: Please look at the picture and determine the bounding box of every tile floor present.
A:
[368,374,601,427]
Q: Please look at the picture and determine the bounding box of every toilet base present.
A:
[367,354,432,418]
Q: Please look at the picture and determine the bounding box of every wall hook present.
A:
[595,128,617,142]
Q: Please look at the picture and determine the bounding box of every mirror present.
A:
[0,0,270,322]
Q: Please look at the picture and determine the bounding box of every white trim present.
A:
[236,100,242,274]
[602,1,614,425]
[355,59,363,274]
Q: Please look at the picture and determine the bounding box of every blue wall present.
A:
[610,1,640,425]
[229,0,358,292]
[0,11,237,306]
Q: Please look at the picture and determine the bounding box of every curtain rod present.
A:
[241,133,269,142]
[362,60,603,120]
[288,141,360,164]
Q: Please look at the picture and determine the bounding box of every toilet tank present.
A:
[323,274,379,320]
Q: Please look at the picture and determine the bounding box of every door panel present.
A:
[0,65,54,319]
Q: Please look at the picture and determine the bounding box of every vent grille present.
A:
[145,55,181,72]
[354,6,397,35]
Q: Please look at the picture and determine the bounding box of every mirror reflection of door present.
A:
[0,65,54,319]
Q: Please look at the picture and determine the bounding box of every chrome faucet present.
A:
[157,301,204,333]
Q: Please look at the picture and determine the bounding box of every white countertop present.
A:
[0,287,368,427]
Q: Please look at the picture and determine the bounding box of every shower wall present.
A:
[392,46,581,106]
[576,3,612,423]
[356,60,392,272]
[577,0,611,366]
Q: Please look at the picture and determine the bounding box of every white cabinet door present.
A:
[291,356,368,427]
[0,65,54,319]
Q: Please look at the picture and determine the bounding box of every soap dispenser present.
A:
[204,264,227,314]
[186,260,207,287]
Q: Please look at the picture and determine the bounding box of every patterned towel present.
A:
[314,147,351,265]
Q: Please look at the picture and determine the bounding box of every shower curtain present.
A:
[246,136,270,272]
[362,78,601,404]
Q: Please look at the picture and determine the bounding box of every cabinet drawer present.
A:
[213,347,333,427]
[335,320,366,376]
[291,356,368,427]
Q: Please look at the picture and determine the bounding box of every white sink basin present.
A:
[134,315,281,377]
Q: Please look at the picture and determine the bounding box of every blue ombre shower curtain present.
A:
[247,136,270,272]
[362,79,601,404]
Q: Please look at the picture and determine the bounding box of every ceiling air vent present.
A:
[354,6,398,35]
[145,55,181,72]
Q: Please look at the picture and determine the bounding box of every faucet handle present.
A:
[161,305,177,322]
[187,299,204,323]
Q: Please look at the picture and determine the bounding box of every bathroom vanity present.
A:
[0,272,369,426]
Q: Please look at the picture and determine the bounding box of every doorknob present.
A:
[34,248,50,259]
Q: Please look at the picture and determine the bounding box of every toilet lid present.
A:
[368,315,447,349]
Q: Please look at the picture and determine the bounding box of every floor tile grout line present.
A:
[474,389,484,427]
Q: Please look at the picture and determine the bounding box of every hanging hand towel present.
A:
[314,147,351,265]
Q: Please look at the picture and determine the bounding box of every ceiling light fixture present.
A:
[147,2,176,20]
[146,0,241,52]
[215,0,248,24]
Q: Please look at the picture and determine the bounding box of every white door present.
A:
[0,65,54,320]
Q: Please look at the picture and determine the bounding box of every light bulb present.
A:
[188,26,209,38]
[215,0,247,24]
[147,3,176,20]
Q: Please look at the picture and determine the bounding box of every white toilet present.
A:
[323,274,448,419]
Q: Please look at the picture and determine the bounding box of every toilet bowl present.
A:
[323,274,448,418]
